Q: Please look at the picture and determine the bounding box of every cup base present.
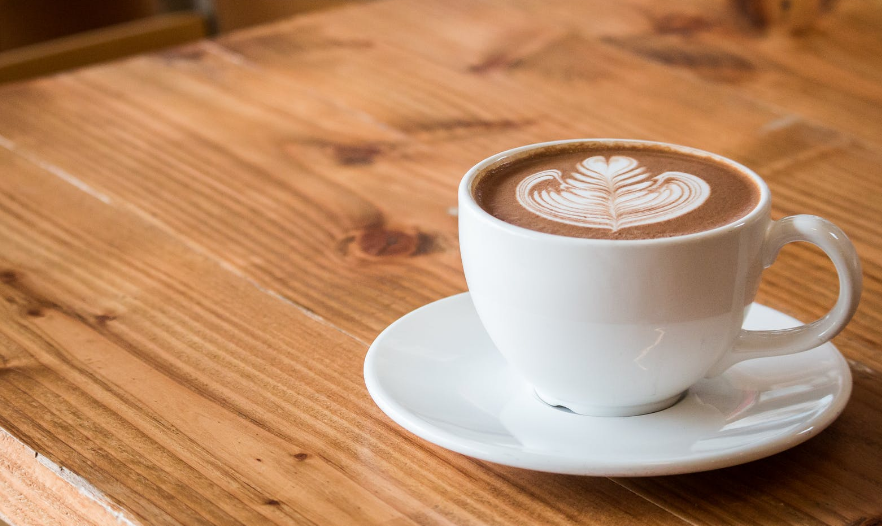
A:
[533,388,686,417]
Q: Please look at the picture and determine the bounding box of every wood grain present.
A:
[0,0,880,523]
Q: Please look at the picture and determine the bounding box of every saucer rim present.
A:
[364,293,853,477]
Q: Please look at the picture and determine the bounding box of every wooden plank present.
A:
[0,148,684,525]
[0,46,493,343]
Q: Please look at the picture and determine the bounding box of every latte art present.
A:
[475,144,760,239]
[516,156,710,231]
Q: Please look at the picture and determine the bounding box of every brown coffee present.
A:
[473,143,761,240]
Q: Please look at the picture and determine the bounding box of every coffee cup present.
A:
[459,139,862,416]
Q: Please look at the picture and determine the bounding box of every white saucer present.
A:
[364,293,852,476]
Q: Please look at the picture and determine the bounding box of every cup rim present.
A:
[459,138,772,245]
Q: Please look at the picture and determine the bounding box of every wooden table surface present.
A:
[1,0,881,524]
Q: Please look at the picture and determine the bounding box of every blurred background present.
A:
[0,0,838,84]
[0,0,369,83]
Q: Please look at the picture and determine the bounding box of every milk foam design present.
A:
[516,155,710,231]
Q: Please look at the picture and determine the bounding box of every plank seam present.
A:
[0,426,141,526]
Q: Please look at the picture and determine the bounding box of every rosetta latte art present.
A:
[516,155,710,231]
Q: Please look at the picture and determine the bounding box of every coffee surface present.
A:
[474,144,761,239]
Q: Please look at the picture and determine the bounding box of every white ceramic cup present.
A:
[459,139,862,417]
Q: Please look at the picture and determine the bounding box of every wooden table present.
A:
[0,0,880,524]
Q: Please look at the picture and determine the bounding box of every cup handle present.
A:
[706,215,862,377]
